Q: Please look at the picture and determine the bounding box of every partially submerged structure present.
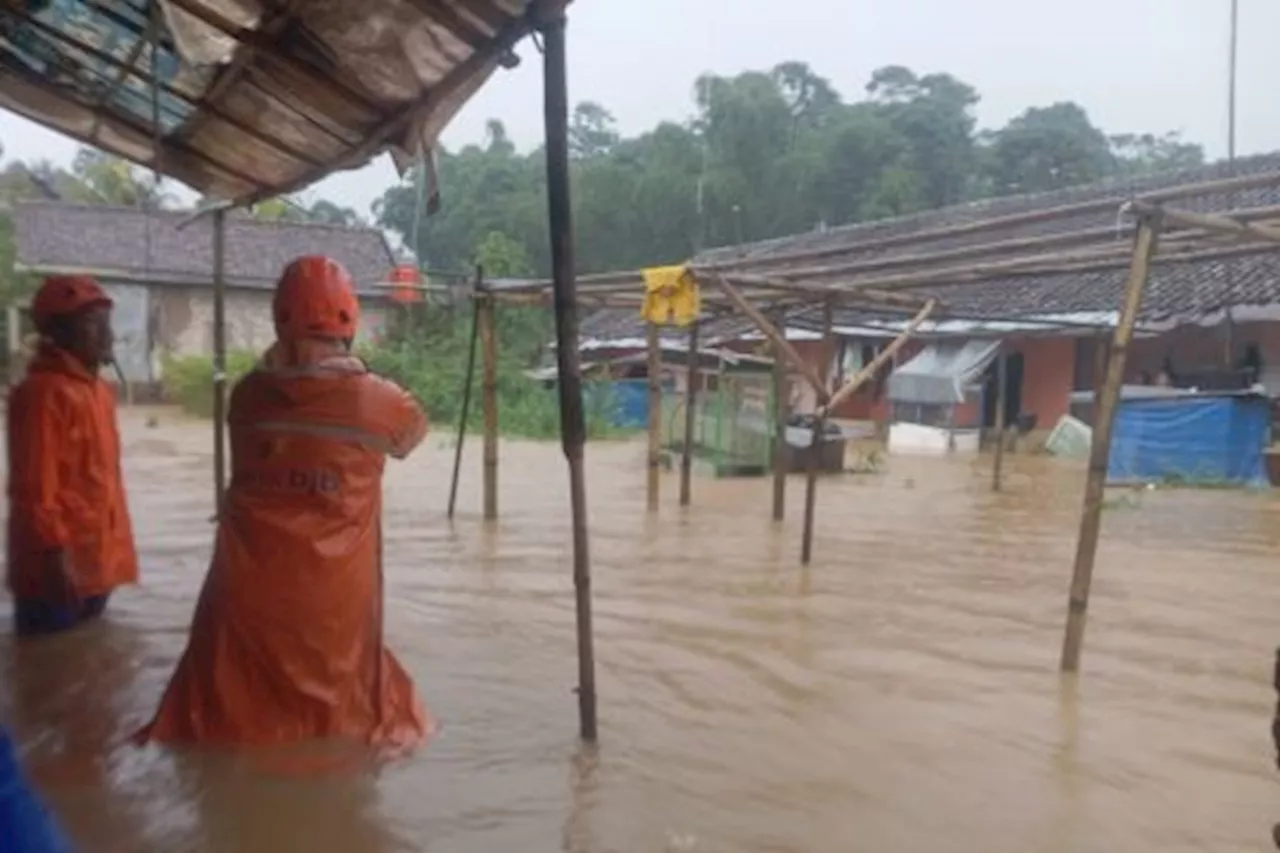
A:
[10,201,398,390]
[5,0,1280,753]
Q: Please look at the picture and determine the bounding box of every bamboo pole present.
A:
[679,321,699,507]
[479,293,499,521]
[447,270,482,520]
[771,311,789,522]
[211,208,228,505]
[800,299,836,565]
[539,4,597,742]
[819,300,936,418]
[1128,200,1280,244]
[711,274,830,400]
[646,323,662,512]
[991,349,1008,492]
[1060,212,1162,674]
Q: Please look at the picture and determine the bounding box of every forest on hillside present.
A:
[373,61,1206,278]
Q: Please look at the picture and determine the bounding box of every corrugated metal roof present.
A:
[0,0,546,203]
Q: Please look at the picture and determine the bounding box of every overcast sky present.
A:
[1,0,1276,219]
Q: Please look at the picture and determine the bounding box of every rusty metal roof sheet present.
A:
[0,0,544,203]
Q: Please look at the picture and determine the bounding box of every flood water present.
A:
[1,407,1277,852]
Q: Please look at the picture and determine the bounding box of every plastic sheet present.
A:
[887,339,1001,405]
[1108,394,1271,487]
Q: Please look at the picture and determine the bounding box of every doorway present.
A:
[981,350,1025,428]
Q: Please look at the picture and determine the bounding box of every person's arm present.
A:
[375,378,429,460]
[8,382,71,549]
[8,383,79,606]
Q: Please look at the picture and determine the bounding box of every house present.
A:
[11,201,399,392]
[579,152,1280,446]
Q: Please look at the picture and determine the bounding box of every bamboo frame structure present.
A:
[1060,214,1162,673]
[479,293,499,522]
[771,311,789,522]
[680,321,700,507]
[646,323,662,512]
[800,300,835,565]
[991,350,1008,493]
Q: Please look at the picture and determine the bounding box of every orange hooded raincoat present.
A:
[6,342,139,601]
[135,341,432,750]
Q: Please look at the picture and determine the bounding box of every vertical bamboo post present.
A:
[211,208,227,505]
[646,322,662,512]
[991,349,1008,492]
[1060,213,1161,673]
[800,298,835,565]
[479,293,498,521]
[771,312,788,521]
[541,5,597,741]
[679,321,699,507]
[447,266,482,519]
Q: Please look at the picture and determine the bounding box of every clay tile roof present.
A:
[13,201,397,294]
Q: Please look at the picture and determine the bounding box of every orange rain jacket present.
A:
[6,342,139,600]
[135,341,432,750]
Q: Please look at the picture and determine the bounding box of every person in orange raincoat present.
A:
[6,275,140,636]
[136,256,432,751]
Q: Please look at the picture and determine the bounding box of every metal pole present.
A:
[447,267,482,519]
[541,4,598,742]
[679,321,699,507]
[211,208,227,506]
[1060,214,1161,673]
[1224,0,1239,364]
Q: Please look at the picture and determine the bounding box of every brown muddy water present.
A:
[1,407,1277,852]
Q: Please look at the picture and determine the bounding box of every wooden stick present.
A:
[479,294,499,521]
[646,323,662,512]
[819,300,936,417]
[211,208,228,506]
[679,321,699,507]
[447,275,482,519]
[539,7,597,742]
[1129,200,1280,244]
[771,311,789,522]
[992,348,1007,492]
[1060,213,1162,673]
[711,274,831,401]
[801,299,836,565]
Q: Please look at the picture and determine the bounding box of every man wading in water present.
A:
[6,275,139,636]
[135,256,433,752]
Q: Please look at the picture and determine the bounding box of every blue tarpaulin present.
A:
[1108,394,1271,487]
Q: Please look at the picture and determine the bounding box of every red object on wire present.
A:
[386,265,424,305]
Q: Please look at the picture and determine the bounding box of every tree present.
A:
[1110,131,1205,177]
[569,102,619,159]
[372,57,1211,286]
[70,148,172,207]
[986,102,1116,194]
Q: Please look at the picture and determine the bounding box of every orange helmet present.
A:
[30,275,113,332]
[272,256,360,342]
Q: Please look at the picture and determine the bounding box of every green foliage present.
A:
[361,303,624,441]
[374,61,1207,277]
[161,350,258,417]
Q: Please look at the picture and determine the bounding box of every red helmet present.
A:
[30,275,112,332]
[273,256,360,342]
